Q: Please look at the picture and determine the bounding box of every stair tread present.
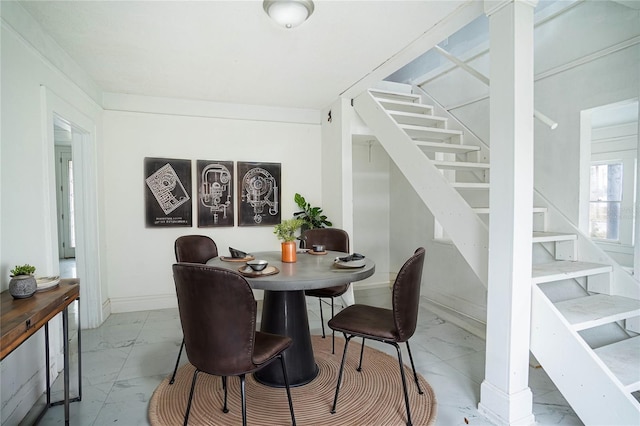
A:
[376,99,434,115]
[473,207,547,214]
[433,160,489,170]
[594,336,640,391]
[370,89,420,102]
[554,293,640,331]
[401,124,463,135]
[415,141,479,154]
[390,111,447,127]
[532,261,612,284]
[451,182,490,189]
[532,232,578,243]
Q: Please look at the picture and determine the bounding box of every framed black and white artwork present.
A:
[196,160,234,227]
[144,157,192,227]
[237,161,281,226]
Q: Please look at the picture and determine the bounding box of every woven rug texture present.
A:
[149,335,437,425]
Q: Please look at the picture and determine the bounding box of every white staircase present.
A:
[353,87,640,425]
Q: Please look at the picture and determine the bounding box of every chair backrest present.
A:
[301,228,349,252]
[172,263,257,376]
[174,235,218,264]
[392,247,426,342]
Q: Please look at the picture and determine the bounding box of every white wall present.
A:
[102,101,321,312]
[389,162,487,327]
[1,3,103,424]
[533,1,639,224]
[352,141,391,287]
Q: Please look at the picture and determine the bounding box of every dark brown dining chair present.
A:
[170,235,219,384]
[302,228,350,354]
[328,247,426,426]
[173,264,296,426]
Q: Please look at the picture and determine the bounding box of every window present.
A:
[589,162,623,241]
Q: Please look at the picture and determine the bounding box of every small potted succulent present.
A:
[9,264,37,299]
[273,218,304,263]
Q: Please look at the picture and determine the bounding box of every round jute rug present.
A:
[149,335,437,425]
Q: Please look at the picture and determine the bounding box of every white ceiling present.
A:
[17,0,476,110]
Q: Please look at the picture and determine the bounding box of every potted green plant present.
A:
[9,264,37,299]
[293,193,332,230]
[274,218,304,262]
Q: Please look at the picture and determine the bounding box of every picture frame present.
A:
[237,161,281,226]
[197,160,234,227]
[144,157,192,227]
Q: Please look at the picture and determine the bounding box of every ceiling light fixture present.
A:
[263,0,314,29]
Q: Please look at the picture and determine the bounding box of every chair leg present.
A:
[331,334,353,414]
[222,376,229,413]
[318,298,326,338]
[240,374,247,426]
[405,341,423,394]
[392,342,413,426]
[356,337,366,372]
[279,354,296,425]
[184,369,199,426]
[330,297,338,354]
[170,338,185,384]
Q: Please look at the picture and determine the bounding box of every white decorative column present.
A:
[478,1,537,425]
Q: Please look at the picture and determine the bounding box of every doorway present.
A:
[44,85,103,328]
[55,143,76,259]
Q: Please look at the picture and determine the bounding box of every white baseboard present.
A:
[107,280,393,315]
[354,281,392,290]
[422,297,487,339]
[108,294,177,313]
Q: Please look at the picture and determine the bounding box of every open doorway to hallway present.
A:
[54,118,77,279]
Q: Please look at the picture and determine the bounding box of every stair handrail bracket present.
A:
[355,90,489,286]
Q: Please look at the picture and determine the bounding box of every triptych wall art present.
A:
[144,157,281,228]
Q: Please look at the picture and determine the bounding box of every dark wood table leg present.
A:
[254,290,318,387]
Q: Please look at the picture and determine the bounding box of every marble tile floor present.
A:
[22,286,582,426]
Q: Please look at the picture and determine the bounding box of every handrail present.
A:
[432,45,558,130]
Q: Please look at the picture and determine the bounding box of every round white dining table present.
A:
[206,250,375,387]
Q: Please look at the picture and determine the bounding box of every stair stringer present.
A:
[531,284,640,425]
[353,90,489,287]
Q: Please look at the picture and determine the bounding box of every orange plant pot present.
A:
[281,241,297,263]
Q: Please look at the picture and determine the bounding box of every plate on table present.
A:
[238,265,279,277]
[220,255,255,262]
[333,258,366,269]
[36,276,60,292]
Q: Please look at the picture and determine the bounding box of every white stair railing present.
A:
[432,45,559,130]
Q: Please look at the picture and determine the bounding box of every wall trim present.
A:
[41,86,103,329]
[535,35,640,81]
[109,294,177,314]
[102,92,321,125]
[422,297,487,339]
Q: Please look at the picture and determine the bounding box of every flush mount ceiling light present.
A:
[263,0,314,29]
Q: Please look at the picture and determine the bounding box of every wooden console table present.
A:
[1,279,81,425]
